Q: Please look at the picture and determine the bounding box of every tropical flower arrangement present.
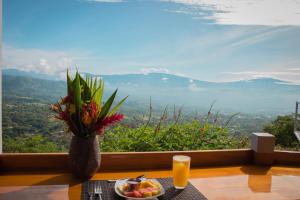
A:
[51,70,127,137]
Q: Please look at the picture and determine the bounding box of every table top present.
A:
[1,165,300,200]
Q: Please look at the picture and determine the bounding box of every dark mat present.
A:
[81,178,207,200]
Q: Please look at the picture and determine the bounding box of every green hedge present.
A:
[100,121,247,152]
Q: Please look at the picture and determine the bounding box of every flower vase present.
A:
[68,135,101,180]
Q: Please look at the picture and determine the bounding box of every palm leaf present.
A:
[98,79,104,103]
[98,89,117,120]
[93,77,98,94]
[73,72,82,112]
[67,68,73,94]
[86,76,90,90]
[79,74,91,101]
[89,77,94,95]
[93,79,104,107]
[108,95,128,115]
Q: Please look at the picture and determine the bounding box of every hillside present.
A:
[3,68,300,114]
[2,72,279,152]
[3,75,66,103]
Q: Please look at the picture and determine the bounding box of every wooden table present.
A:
[1,165,300,200]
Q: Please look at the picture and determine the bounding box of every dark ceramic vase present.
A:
[68,135,101,180]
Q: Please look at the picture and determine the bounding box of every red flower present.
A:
[56,111,70,122]
[61,93,73,104]
[89,101,99,119]
[94,113,124,135]
[81,101,99,126]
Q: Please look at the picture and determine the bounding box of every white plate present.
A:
[114,179,165,200]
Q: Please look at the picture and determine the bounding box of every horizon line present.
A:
[3,67,299,85]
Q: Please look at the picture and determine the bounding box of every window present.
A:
[2,0,300,153]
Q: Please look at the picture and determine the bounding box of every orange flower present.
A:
[89,101,99,119]
[51,104,60,112]
[81,102,100,127]
[81,110,92,126]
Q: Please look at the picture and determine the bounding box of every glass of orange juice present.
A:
[172,155,191,189]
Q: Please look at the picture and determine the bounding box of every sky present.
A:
[3,0,300,83]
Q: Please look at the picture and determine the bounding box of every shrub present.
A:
[3,134,62,153]
[100,120,246,152]
[263,115,299,149]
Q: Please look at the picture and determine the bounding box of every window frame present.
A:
[0,0,3,154]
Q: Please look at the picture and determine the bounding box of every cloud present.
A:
[140,67,190,79]
[141,67,170,74]
[288,68,300,71]
[175,26,290,61]
[224,69,300,84]
[162,0,300,26]
[228,27,292,48]
[163,8,194,15]
[3,45,76,76]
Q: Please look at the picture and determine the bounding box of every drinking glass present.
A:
[172,155,191,189]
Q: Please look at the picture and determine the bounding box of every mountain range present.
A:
[3,68,300,115]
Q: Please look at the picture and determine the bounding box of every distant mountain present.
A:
[2,75,66,103]
[2,68,59,81]
[2,68,295,88]
[100,73,216,88]
[100,73,296,89]
[2,68,300,114]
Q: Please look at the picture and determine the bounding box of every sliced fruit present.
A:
[151,181,161,188]
[138,188,148,194]
[140,180,156,188]
[133,190,143,198]
[152,189,160,196]
[146,187,154,192]
[124,191,135,197]
[123,184,129,191]
[121,179,162,198]
[143,191,152,197]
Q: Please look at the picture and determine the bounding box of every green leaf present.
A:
[79,74,91,101]
[86,76,90,89]
[98,89,117,120]
[74,72,82,112]
[93,79,104,107]
[108,95,128,115]
[93,77,98,94]
[67,68,73,94]
[98,80,104,103]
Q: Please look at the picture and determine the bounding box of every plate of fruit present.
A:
[115,177,165,199]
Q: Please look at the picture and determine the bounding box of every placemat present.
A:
[81,178,207,200]
[0,185,69,200]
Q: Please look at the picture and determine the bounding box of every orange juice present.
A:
[172,155,191,189]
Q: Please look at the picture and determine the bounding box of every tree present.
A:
[3,134,62,153]
[263,115,299,148]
